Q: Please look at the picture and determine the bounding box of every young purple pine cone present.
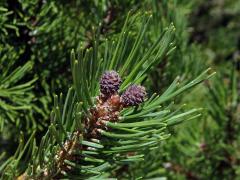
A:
[100,70,122,96]
[121,85,147,107]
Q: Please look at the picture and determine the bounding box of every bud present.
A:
[100,70,122,96]
[121,85,146,107]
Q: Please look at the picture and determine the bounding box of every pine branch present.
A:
[2,12,215,179]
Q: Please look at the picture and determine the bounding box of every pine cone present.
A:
[100,70,122,96]
[121,85,146,107]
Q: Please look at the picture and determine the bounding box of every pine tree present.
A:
[0,0,239,179]
[0,11,214,179]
